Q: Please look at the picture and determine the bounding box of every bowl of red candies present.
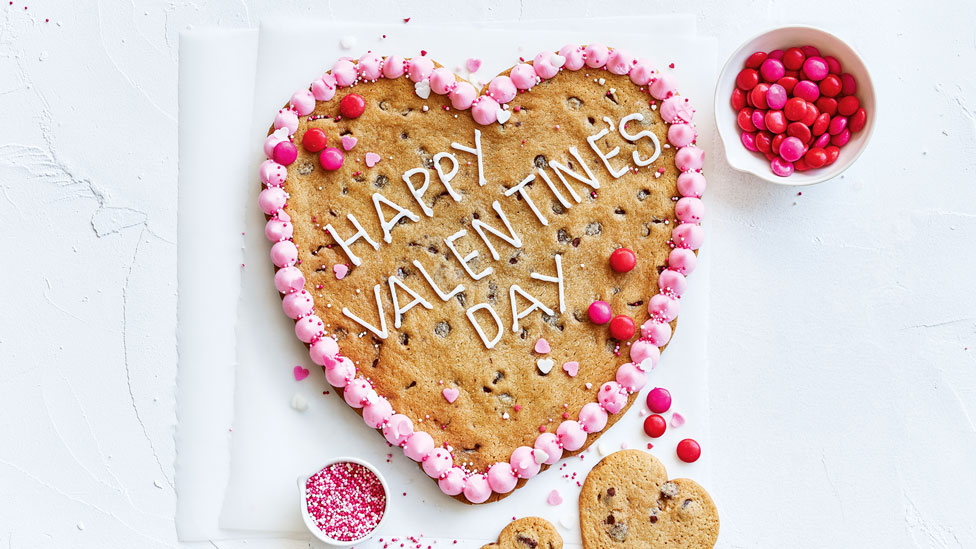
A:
[715,26,875,184]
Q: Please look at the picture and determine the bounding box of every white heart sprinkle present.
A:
[339,35,357,50]
[550,54,566,68]
[598,77,606,86]
[597,442,610,456]
[533,449,549,464]
[496,108,512,125]
[290,393,308,412]
[414,80,431,99]
[502,412,510,420]
[537,358,555,374]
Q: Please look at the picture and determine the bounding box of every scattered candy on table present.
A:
[304,461,386,541]
[676,438,701,463]
[643,414,667,438]
[732,44,867,177]
[646,387,672,414]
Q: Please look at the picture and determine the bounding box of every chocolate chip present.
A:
[534,155,548,169]
[455,292,467,307]
[557,228,571,243]
[434,321,451,338]
[614,207,626,215]
[606,487,616,497]
[567,96,583,110]
[378,100,389,111]
[552,201,565,214]
[571,237,581,248]
[605,515,615,525]
[585,222,602,236]
[374,174,389,188]
[399,333,409,346]
[661,482,678,498]
[296,161,314,175]
[606,523,628,542]
[637,189,649,201]
[493,371,505,384]
[516,535,538,548]
[649,515,658,524]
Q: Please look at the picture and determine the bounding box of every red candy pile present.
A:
[305,461,386,541]
[731,45,867,177]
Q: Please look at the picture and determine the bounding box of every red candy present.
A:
[731,46,865,178]
[676,439,701,463]
[735,68,759,90]
[339,93,366,118]
[643,415,667,438]
[302,128,328,152]
[609,248,636,273]
[608,315,636,341]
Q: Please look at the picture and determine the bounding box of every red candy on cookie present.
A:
[609,315,636,341]
[609,248,636,273]
[302,127,328,152]
[339,93,366,118]
[730,44,867,177]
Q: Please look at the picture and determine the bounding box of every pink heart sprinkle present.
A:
[293,365,310,381]
[670,412,686,428]
[365,152,381,167]
[546,489,563,506]
[562,361,579,377]
[443,387,459,404]
[333,264,348,280]
[534,338,551,354]
[465,57,482,73]
[341,135,358,151]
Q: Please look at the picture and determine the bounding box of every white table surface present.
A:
[1,1,974,548]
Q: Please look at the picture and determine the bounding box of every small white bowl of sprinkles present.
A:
[299,457,389,546]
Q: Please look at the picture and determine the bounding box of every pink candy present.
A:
[320,147,344,171]
[588,300,612,324]
[778,136,806,162]
[646,387,672,414]
[759,58,785,82]
[802,56,829,81]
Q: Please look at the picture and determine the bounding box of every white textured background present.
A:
[1,1,974,547]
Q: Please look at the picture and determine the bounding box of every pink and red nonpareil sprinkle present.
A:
[731,45,867,177]
[305,462,386,541]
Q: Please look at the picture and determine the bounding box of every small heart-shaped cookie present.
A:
[481,517,563,549]
[579,450,719,548]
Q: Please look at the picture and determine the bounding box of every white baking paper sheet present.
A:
[175,17,716,547]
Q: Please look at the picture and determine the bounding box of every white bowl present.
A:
[298,457,390,546]
[714,25,876,186]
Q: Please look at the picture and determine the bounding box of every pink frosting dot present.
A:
[675,197,704,223]
[578,402,608,433]
[533,51,560,80]
[606,48,633,75]
[290,89,315,116]
[658,270,688,298]
[583,43,609,68]
[556,420,587,451]
[273,109,299,135]
[382,55,405,79]
[343,378,375,409]
[630,58,655,86]
[487,75,517,103]
[403,431,435,461]
[259,159,286,186]
[661,96,695,123]
[449,81,477,110]
[650,73,677,100]
[407,56,434,82]
[648,293,680,323]
[598,381,628,414]
[422,448,453,478]
[282,289,313,319]
[358,52,383,81]
[472,96,500,125]
[558,44,585,71]
[510,446,540,479]
[259,187,287,215]
[310,336,339,367]
[382,414,413,446]
[270,240,298,267]
[668,247,697,276]
[324,356,355,388]
[294,314,324,344]
[676,171,706,198]
[311,73,337,101]
[273,266,305,294]
[264,129,288,159]
[429,67,456,95]
[509,63,538,90]
[668,123,696,148]
[629,339,661,368]
[363,396,393,429]
[616,362,647,393]
[463,474,491,504]
[641,319,672,346]
[486,462,517,493]
[332,59,357,87]
[675,146,705,172]
[533,432,562,465]
[438,467,465,496]
[672,223,704,250]
[265,217,293,242]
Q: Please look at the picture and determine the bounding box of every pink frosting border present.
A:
[259,44,706,504]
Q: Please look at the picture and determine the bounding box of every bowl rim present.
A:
[297,456,391,546]
[713,24,877,186]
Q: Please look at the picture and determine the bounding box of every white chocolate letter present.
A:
[619,113,662,166]
[432,152,462,201]
[530,254,565,313]
[587,125,629,179]
[445,229,492,280]
[342,284,388,338]
[466,302,503,349]
[325,214,380,266]
[412,259,465,301]
[388,276,432,329]
[549,147,601,203]
[471,200,522,261]
[509,284,555,332]
[504,174,548,226]
[451,129,486,187]
[372,193,419,243]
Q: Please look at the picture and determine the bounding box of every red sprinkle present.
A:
[304,462,386,541]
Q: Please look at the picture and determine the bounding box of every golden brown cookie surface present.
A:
[481,516,563,549]
[272,52,697,502]
[579,450,719,548]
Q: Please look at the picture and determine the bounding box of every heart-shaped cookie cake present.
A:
[580,450,719,548]
[259,44,706,504]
